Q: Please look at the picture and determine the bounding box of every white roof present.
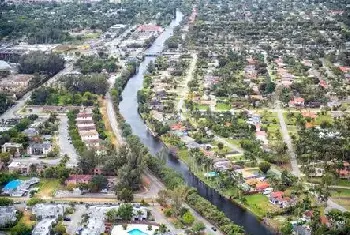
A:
[0,60,11,70]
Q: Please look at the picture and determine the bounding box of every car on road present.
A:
[211,227,217,231]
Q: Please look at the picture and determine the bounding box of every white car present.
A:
[263,188,273,195]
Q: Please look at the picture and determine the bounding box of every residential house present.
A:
[8,161,32,174]
[76,120,95,128]
[289,97,305,107]
[23,127,39,138]
[78,125,97,132]
[213,160,232,171]
[76,112,93,121]
[32,204,65,220]
[0,60,11,77]
[80,130,99,141]
[2,142,23,154]
[269,191,292,208]
[27,142,52,155]
[336,161,350,179]
[65,175,92,186]
[255,182,270,191]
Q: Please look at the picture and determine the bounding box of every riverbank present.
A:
[117,9,273,235]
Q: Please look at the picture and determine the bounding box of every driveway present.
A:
[58,116,79,168]
[66,205,87,235]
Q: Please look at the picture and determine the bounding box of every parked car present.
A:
[263,188,273,195]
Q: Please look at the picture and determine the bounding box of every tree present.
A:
[158,224,168,234]
[10,222,32,235]
[182,211,195,226]
[0,197,13,206]
[281,222,293,235]
[259,161,271,174]
[281,170,296,187]
[117,188,134,202]
[192,221,205,234]
[19,51,65,76]
[217,142,224,150]
[117,204,134,221]
[53,222,66,235]
[89,175,107,193]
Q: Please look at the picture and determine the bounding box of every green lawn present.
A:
[225,138,242,148]
[331,189,350,197]
[216,103,231,111]
[194,104,209,110]
[315,114,333,125]
[36,179,63,199]
[335,179,350,187]
[243,194,279,218]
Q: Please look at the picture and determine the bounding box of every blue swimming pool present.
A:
[4,180,21,190]
[128,229,149,235]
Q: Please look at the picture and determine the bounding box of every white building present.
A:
[32,204,65,220]
[80,130,99,141]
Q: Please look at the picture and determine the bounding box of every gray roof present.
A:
[29,141,52,150]
[0,60,11,71]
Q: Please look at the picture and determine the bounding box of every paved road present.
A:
[326,199,347,213]
[134,171,164,200]
[213,136,243,154]
[58,116,79,168]
[320,58,335,79]
[275,101,301,177]
[177,53,197,120]
[106,74,124,145]
[0,63,73,120]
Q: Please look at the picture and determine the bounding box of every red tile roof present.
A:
[256,182,270,190]
[271,191,284,198]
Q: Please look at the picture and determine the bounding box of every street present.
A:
[275,101,301,177]
[177,52,197,120]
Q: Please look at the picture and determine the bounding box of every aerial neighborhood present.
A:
[0,0,349,235]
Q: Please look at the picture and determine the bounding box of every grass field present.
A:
[331,188,350,197]
[243,194,279,218]
[216,102,231,111]
[194,104,209,110]
[35,179,63,199]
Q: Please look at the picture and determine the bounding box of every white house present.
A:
[80,130,99,141]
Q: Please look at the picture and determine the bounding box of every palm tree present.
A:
[158,224,168,234]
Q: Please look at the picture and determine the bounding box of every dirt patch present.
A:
[99,97,118,147]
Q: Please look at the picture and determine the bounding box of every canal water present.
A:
[119,11,274,235]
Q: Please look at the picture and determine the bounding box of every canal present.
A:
[119,10,274,235]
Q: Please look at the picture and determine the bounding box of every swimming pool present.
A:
[127,228,149,235]
[4,180,21,190]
